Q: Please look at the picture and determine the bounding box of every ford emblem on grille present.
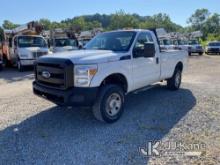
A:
[42,71,51,79]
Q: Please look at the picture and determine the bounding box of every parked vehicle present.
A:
[50,29,79,53]
[0,41,3,70]
[77,28,103,47]
[0,60,2,71]
[0,57,3,71]
[78,38,90,47]
[33,29,188,123]
[173,40,189,51]
[205,41,220,55]
[159,39,175,50]
[188,39,204,56]
[2,21,50,71]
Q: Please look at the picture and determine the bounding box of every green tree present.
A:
[2,20,18,29]
[187,9,210,31]
[187,9,220,39]
[70,17,86,32]
[203,13,220,36]
[86,21,102,30]
[39,19,52,30]
[139,13,182,32]
[109,10,139,30]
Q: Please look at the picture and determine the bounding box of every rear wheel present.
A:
[167,68,182,90]
[188,52,191,56]
[199,52,203,56]
[93,84,125,123]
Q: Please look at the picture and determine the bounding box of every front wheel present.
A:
[167,69,182,90]
[199,52,203,56]
[93,84,125,123]
[2,57,8,68]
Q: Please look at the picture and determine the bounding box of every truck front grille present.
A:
[35,58,74,90]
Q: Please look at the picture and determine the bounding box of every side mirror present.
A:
[144,43,155,57]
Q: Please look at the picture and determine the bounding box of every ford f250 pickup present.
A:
[33,29,188,123]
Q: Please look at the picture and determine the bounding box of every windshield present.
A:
[173,40,187,45]
[55,38,77,47]
[189,40,199,45]
[85,31,136,52]
[163,39,172,45]
[208,42,220,46]
[18,36,47,48]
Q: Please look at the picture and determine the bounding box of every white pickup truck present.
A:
[33,29,188,123]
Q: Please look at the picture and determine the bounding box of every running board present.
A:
[133,83,161,94]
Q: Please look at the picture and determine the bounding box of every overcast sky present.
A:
[0,0,219,27]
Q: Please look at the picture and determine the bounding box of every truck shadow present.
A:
[0,86,196,164]
[0,67,34,84]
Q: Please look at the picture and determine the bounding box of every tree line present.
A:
[1,9,220,41]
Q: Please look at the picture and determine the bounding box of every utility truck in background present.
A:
[78,28,103,47]
[49,29,79,53]
[2,21,50,71]
[157,29,204,55]
[0,41,3,70]
[33,29,188,123]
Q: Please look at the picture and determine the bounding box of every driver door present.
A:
[132,32,160,90]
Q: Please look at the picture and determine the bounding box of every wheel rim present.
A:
[175,71,181,87]
[105,93,122,117]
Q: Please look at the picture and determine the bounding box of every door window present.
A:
[133,32,154,58]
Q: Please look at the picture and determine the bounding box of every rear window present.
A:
[189,40,199,45]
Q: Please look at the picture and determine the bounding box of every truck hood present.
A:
[18,47,49,54]
[41,50,126,64]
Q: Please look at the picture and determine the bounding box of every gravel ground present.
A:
[0,55,220,165]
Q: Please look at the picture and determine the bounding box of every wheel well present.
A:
[101,74,128,92]
[175,62,183,71]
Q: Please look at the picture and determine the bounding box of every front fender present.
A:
[90,61,132,92]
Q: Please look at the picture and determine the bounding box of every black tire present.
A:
[2,57,7,68]
[167,68,182,91]
[188,52,191,56]
[199,52,203,56]
[92,84,125,123]
[0,64,2,71]
[17,59,24,72]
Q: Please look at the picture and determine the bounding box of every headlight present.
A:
[74,65,98,87]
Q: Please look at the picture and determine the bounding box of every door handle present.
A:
[156,57,159,64]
